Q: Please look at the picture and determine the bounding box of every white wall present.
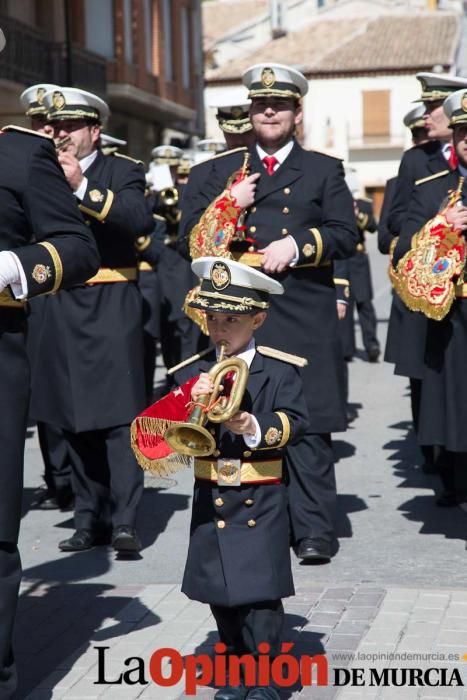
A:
[303,73,420,188]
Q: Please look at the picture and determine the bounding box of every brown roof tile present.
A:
[203,0,269,48]
[315,15,460,72]
[207,18,366,80]
[207,13,460,81]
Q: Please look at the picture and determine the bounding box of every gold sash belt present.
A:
[194,457,282,483]
[86,267,137,284]
[0,289,25,308]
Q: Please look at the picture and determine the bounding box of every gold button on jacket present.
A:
[217,520,226,529]
[247,519,256,527]
[244,498,254,506]
[215,497,224,507]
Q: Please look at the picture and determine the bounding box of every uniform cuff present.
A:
[79,181,114,222]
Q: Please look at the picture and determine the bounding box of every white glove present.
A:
[0,251,28,298]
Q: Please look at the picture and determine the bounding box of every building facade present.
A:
[0,0,204,162]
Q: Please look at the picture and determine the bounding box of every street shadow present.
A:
[384,421,467,543]
[189,612,328,699]
[16,572,160,698]
[333,440,356,462]
[335,494,368,539]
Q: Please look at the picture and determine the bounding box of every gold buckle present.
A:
[217,458,241,487]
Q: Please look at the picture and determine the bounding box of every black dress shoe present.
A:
[296,537,331,562]
[367,346,380,363]
[59,529,95,552]
[112,526,142,553]
[31,487,60,510]
[246,688,280,699]
[214,685,248,700]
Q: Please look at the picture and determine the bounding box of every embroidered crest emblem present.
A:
[302,243,315,258]
[32,264,51,285]
[462,92,467,113]
[52,91,66,111]
[261,67,276,89]
[36,87,46,105]
[89,189,104,203]
[217,459,241,487]
[231,106,243,119]
[211,261,231,291]
[164,147,173,158]
[265,426,282,445]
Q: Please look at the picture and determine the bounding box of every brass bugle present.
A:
[164,341,249,457]
[55,135,72,152]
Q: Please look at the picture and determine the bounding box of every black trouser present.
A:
[65,425,144,532]
[159,314,195,371]
[438,451,467,496]
[210,600,284,659]
[36,421,72,492]
[355,299,379,352]
[142,331,157,404]
[410,378,436,468]
[0,544,21,700]
[286,432,336,544]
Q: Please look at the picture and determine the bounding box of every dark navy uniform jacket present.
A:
[176,347,309,607]
[30,150,153,433]
[378,177,398,254]
[179,141,358,432]
[348,198,377,303]
[388,140,448,235]
[0,127,99,541]
[393,170,467,451]
[386,141,449,377]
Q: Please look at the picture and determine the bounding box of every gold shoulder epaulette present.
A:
[415,170,450,186]
[190,146,247,168]
[167,346,215,376]
[113,151,144,166]
[257,346,308,367]
[1,124,53,139]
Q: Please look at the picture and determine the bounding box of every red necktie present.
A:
[263,155,278,176]
[448,145,459,170]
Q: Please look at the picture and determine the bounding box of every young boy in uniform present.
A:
[132,257,309,700]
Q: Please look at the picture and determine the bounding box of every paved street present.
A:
[17,235,467,699]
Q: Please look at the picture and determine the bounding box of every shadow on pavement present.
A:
[15,573,160,698]
[335,494,368,540]
[385,421,467,543]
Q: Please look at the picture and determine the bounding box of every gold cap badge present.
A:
[210,261,231,291]
[36,87,46,105]
[52,91,66,111]
[261,67,276,89]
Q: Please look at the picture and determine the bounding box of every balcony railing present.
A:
[0,14,106,95]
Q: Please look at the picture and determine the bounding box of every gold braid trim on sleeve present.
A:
[38,241,63,293]
[275,412,291,448]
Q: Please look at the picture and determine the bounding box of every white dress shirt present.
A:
[255,140,299,264]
